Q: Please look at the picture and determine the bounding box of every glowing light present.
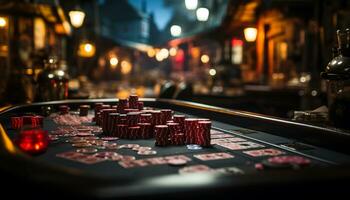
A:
[244,27,257,42]
[78,42,95,58]
[185,0,198,10]
[156,48,169,61]
[57,70,65,76]
[121,61,132,74]
[109,57,119,68]
[147,48,156,57]
[196,8,209,22]
[69,10,85,28]
[231,39,243,64]
[209,68,216,76]
[156,53,164,61]
[48,74,54,78]
[169,47,177,56]
[311,90,318,96]
[170,25,182,37]
[0,17,7,28]
[201,54,210,64]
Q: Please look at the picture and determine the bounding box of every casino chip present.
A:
[72,142,92,148]
[168,159,188,166]
[186,144,203,150]
[76,148,98,153]
[101,137,119,141]
[119,144,140,149]
[137,150,157,155]
[121,156,136,161]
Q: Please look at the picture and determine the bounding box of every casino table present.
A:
[1,98,350,199]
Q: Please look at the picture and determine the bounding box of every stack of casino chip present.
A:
[11,117,23,129]
[140,113,152,123]
[108,113,119,136]
[124,109,139,113]
[161,109,172,124]
[137,101,144,110]
[126,112,140,126]
[32,115,44,128]
[59,105,70,115]
[167,122,182,145]
[184,118,198,144]
[173,115,185,132]
[138,123,152,138]
[116,124,128,138]
[128,126,140,139]
[196,121,211,147]
[79,105,90,116]
[101,109,116,134]
[117,99,128,114]
[93,103,103,122]
[151,110,163,125]
[154,125,169,146]
[128,95,139,109]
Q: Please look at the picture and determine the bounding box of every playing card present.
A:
[194,152,234,161]
[210,130,224,134]
[211,137,247,144]
[217,141,264,150]
[243,148,285,157]
[211,134,236,139]
[76,155,106,164]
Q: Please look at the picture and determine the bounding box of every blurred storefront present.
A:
[0,0,71,104]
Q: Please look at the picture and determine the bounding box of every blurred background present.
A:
[0,0,349,120]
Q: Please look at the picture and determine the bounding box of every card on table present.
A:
[194,152,234,161]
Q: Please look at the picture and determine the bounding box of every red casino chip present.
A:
[140,113,152,123]
[128,126,140,139]
[100,109,116,134]
[32,115,44,128]
[59,105,70,115]
[11,117,23,129]
[151,111,163,125]
[138,123,152,139]
[137,101,144,110]
[126,112,141,126]
[107,113,119,136]
[79,105,90,116]
[116,124,128,138]
[154,125,169,146]
[196,121,211,147]
[184,118,198,144]
[117,99,128,113]
[161,109,172,123]
[173,115,185,132]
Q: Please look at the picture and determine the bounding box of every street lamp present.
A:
[244,27,257,42]
[170,25,182,37]
[69,9,85,28]
[196,8,209,21]
[78,42,95,58]
[185,0,198,10]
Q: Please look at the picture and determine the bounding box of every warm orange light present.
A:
[169,47,177,56]
[78,42,96,58]
[244,27,257,42]
[147,48,156,57]
[121,60,132,74]
[201,54,210,64]
[0,17,7,28]
[109,57,119,68]
[69,10,85,28]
